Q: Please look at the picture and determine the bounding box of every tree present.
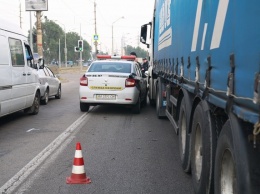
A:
[28,19,91,65]
[125,45,148,59]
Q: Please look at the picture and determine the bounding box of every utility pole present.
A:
[36,11,43,57]
[29,12,33,51]
[19,2,22,28]
[64,28,67,67]
[94,0,98,54]
[59,39,61,67]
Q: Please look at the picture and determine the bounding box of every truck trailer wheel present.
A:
[178,95,192,173]
[214,115,260,194]
[191,101,217,194]
[214,121,237,194]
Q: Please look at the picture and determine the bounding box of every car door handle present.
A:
[27,73,31,76]
[23,73,26,76]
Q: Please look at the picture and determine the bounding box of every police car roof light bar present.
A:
[96,55,136,61]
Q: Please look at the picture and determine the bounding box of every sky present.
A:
[0,0,154,54]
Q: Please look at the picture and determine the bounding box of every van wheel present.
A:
[132,97,141,114]
[55,85,61,99]
[25,91,40,115]
[80,102,90,112]
[41,89,49,105]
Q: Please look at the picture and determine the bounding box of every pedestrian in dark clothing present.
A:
[130,52,142,69]
[142,57,149,73]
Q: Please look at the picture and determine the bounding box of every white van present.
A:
[0,19,41,117]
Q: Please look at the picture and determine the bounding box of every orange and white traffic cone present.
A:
[66,142,91,184]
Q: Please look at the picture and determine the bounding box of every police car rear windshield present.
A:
[88,62,131,73]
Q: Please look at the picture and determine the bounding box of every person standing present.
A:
[141,57,149,73]
[130,52,142,69]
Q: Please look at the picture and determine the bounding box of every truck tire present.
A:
[25,91,40,115]
[148,77,156,106]
[214,115,260,194]
[178,95,192,173]
[191,101,217,194]
[214,120,237,194]
[156,77,166,119]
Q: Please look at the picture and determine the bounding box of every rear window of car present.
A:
[88,62,131,73]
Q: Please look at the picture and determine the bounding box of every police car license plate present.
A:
[96,94,116,100]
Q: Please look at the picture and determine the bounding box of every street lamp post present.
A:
[54,20,67,68]
[64,29,67,68]
[112,16,124,55]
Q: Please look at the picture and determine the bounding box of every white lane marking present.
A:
[191,0,203,52]
[0,112,91,194]
[26,128,40,132]
[210,0,229,49]
[201,23,208,50]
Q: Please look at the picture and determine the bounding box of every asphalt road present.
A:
[0,69,193,194]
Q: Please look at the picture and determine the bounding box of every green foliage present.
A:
[28,19,91,65]
[125,45,148,59]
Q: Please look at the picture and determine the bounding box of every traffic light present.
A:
[74,46,80,52]
[78,40,83,52]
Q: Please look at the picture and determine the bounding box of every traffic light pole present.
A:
[80,24,83,72]
[80,50,82,72]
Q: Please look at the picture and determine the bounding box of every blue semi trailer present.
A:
[140,0,260,193]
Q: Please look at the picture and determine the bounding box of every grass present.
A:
[48,65,88,75]
[48,65,88,83]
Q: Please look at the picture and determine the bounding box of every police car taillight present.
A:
[125,78,136,87]
[80,75,88,86]
[96,55,136,61]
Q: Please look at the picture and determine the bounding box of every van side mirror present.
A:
[38,58,45,69]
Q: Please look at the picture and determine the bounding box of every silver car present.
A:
[37,65,61,105]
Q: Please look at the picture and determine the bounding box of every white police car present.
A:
[79,55,147,113]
